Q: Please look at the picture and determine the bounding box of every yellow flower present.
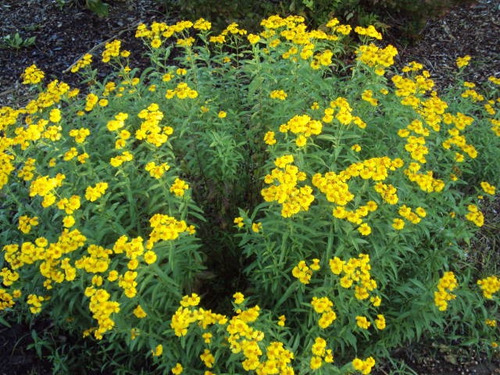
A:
[63,215,75,228]
[133,305,147,318]
[352,357,376,374]
[480,181,496,195]
[247,34,261,44]
[233,217,244,228]
[233,292,245,304]
[152,344,163,356]
[252,222,262,233]
[143,250,157,264]
[264,131,277,145]
[375,314,386,330]
[218,111,227,118]
[358,223,372,236]
[456,55,471,69]
[356,315,371,329]
[278,315,286,327]
[172,363,183,374]
[392,218,405,230]
[170,178,189,197]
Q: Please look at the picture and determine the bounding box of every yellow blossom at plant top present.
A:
[355,25,382,39]
[233,292,245,304]
[270,90,287,100]
[434,271,458,311]
[165,82,198,100]
[145,161,170,179]
[133,304,147,318]
[22,64,45,85]
[292,260,313,284]
[352,357,376,374]
[477,276,500,299]
[18,215,39,234]
[262,157,314,217]
[375,314,386,330]
[465,204,484,227]
[102,40,121,63]
[170,178,189,197]
[485,319,497,327]
[456,55,471,68]
[71,53,92,73]
[152,344,163,357]
[480,181,496,195]
[356,316,371,329]
[85,182,108,202]
[136,103,173,147]
[27,294,45,314]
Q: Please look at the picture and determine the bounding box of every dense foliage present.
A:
[0,13,499,374]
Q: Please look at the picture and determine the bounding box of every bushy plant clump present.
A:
[0,14,499,374]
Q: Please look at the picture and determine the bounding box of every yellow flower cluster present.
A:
[29,174,66,208]
[165,82,198,100]
[310,337,334,370]
[18,215,38,234]
[147,213,192,249]
[85,93,99,112]
[69,127,90,144]
[261,155,314,217]
[278,114,322,147]
[0,289,16,310]
[145,161,170,179]
[356,315,371,329]
[491,118,500,136]
[57,195,81,215]
[395,205,426,227]
[310,49,333,69]
[76,244,112,274]
[292,260,320,284]
[456,55,471,69]
[71,53,92,73]
[85,288,120,339]
[0,267,19,286]
[311,296,337,329]
[442,112,477,160]
[361,90,378,106]
[170,178,189,197]
[110,150,133,167]
[263,131,277,145]
[270,90,287,100]
[102,40,121,63]
[477,276,500,299]
[465,204,484,227]
[354,25,382,40]
[404,162,445,193]
[356,43,398,75]
[352,356,376,374]
[17,158,36,181]
[136,103,173,147]
[22,64,45,85]
[434,271,458,311]
[85,182,108,202]
[27,294,45,314]
[322,97,366,128]
[329,254,380,306]
[480,181,496,195]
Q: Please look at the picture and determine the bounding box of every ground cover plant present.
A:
[0,13,499,374]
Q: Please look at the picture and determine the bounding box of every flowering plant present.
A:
[1,14,499,374]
